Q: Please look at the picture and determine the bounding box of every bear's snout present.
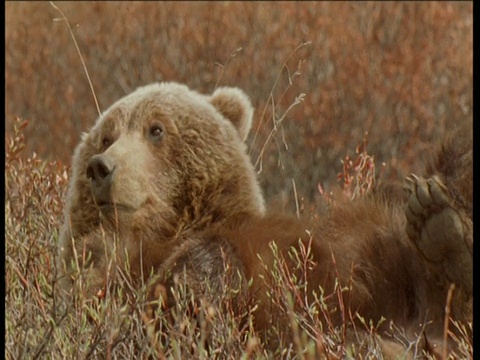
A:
[86,154,115,205]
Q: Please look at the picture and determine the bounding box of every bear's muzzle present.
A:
[87,153,116,207]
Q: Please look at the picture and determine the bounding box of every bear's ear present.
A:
[209,87,254,141]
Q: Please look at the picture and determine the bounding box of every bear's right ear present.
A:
[209,87,254,141]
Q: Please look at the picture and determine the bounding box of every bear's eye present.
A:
[149,123,165,141]
[102,137,112,148]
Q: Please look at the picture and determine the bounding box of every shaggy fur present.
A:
[58,82,265,295]
[58,82,472,357]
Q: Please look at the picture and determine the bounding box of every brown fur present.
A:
[160,194,443,347]
[58,82,472,357]
[58,82,265,296]
[151,132,472,356]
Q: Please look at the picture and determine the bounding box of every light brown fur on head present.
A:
[58,82,265,295]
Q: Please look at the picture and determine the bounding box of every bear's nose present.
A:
[86,154,115,184]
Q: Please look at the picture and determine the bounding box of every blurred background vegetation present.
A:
[5,1,473,210]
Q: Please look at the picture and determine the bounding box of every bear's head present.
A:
[63,82,265,241]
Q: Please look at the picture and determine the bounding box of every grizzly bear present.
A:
[58,82,472,357]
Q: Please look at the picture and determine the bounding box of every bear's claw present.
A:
[405,174,472,291]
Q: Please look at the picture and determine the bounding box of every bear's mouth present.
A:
[96,201,136,213]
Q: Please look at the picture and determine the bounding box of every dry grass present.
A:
[2,121,382,358]
[5,2,472,359]
[6,119,472,359]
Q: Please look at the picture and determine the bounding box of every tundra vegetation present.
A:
[5,2,472,359]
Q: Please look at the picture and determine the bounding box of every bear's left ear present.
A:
[209,87,254,141]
